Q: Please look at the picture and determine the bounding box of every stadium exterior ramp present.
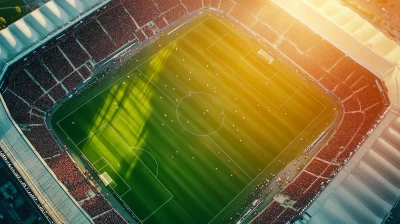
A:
[0,94,92,223]
[0,0,110,80]
[295,108,400,224]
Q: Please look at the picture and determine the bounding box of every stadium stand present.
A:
[93,209,128,224]
[42,47,75,80]
[97,5,137,48]
[82,196,113,217]
[122,0,160,27]
[0,0,391,223]
[63,72,84,91]
[79,65,92,79]
[23,126,62,159]
[59,37,91,68]
[49,84,67,101]
[25,60,58,90]
[75,21,117,62]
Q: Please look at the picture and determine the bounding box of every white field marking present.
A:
[141,195,174,223]
[107,125,174,222]
[57,17,212,125]
[56,17,209,220]
[131,147,159,177]
[55,16,329,223]
[107,124,173,197]
[208,136,252,180]
[244,51,277,79]
[136,69,177,106]
[207,106,327,224]
[278,88,300,109]
[97,163,110,173]
[102,158,130,196]
[168,19,192,35]
[248,52,280,77]
[206,32,229,51]
[75,123,109,146]
[92,157,106,166]
[209,18,327,110]
[240,51,276,82]
[207,48,280,108]
[176,92,226,137]
[99,169,118,189]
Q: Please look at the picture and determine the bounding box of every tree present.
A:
[0,17,6,30]
[15,6,22,14]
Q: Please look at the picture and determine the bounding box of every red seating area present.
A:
[293,178,325,210]
[59,37,90,68]
[97,4,137,48]
[26,60,57,90]
[42,47,74,80]
[82,196,112,217]
[75,21,117,62]
[305,159,329,176]
[34,95,53,111]
[63,72,84,91]
[321,164,340,178]
[47,154,85,187]
[308,41,345,70]
[333,84,353,101]
[163,4,187,24]
[219,0,236,13]
[93,209,128,224]
[154,16,168,30]
[49,84,67,101]
[122,0,160,27]
[229,6,256,27]
[31,107,45,117]
[2,91,32,124]
[272,208,298,224]
[252,201,285,224]
[258,3,295,34]
[1,1,390,224]
[23,126,62,158]
[154,0,180,12]
[143,26,155,39]
[7,70,44,103]
[135,30,147,42]
[343,96,361,112]
[251,21,278,44]
[79,65,92,79]
[350,76,369,91]
[281,172,317,200]
[68,180,92,202]
[284,21,321,53]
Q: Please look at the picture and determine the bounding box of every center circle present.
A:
[176,92,225,136]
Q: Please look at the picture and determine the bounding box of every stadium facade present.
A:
[0,0,398,223]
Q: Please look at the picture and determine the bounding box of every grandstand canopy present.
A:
[272,0,400,109]
[0,0,109,79]
[299,109,400,224]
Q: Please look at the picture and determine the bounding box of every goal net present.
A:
[100,172,113,186]
[258,49,274,64]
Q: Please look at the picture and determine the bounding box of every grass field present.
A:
[51,15,337,223]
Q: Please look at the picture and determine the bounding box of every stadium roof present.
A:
[272,0,400,108]
[0,0,110,79]
[0,95,92,223]
[298,108,400,224]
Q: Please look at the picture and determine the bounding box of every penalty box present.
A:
[79,125,173,222]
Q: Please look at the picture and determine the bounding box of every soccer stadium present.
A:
[0,0,399,224]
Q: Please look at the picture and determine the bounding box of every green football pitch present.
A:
[51,15,337,223]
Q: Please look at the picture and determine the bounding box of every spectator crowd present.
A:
[0,0,389,223]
